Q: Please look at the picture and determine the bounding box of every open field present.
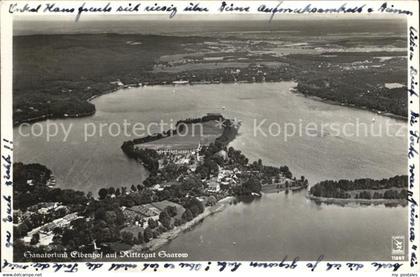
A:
[140,120,223,150]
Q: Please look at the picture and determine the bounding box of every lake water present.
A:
[14,82,408,260]
[162,191,407,261]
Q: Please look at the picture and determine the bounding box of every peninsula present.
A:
[12,114,308,261]
[308,175,408,205]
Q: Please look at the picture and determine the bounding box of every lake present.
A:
[162,191,407,261]
[14,82,408,260]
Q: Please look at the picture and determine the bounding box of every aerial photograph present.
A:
[11,15,408,262]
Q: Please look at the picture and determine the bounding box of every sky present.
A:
[13,13,406,36]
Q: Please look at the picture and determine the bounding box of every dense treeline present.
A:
[13,162,206,261]
[13,163,51,190]
[293,51,407,117]
[129,114,225,145]
[120,143,160,174]
[177,114,224,125]
[232,176,262,196]
[13,163,86,210]
[13,95,96,125]
[309,175,408,200]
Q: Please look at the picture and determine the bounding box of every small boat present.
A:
[232,241,237,245]
[172,80,189,85]
[47,175,57,188]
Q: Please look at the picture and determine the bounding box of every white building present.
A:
[207,181,220,193]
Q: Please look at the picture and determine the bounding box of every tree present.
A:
[120,195,135,207]
[160,216,172,229]
[121,231,134,244]
[164,206,178,217]
[108,187,116,195]
[131,185,137,192]
[144,227,153,242]
[241,177,262,195]
[207,195,217,206]
[280,166,292,179]
[104,211,117,225]
[137,231,144,244]
[98,188,108,200]
[148,218,158,229]
[157,190,171,201]
[190,205,200,216]
[138,189,154,204]
[15,222,30,238]
[174,218,183,226]
[52,234,62,244]
[61,229,75,246]
[53,227,63,236]
[159,210,170,221]
[121,186,127,195]
[159,211,172,229]
[95,207,106,220]
[182,209,193,222]
[30,233,40,245]
[183,197,204,217]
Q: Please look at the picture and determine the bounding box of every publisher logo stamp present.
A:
[391,236,405,256]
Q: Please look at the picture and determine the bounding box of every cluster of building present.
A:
[20,210,80,247]
[205,167,242,193]
[156,147,201,176]
[122,200,185,228]
[120,200,186,238]
[38,213,80,235]
[14,202,68,225]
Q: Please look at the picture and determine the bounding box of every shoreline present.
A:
[290,88,408,122]
[261,183,307,194]
[129,196,236,253]
[13,80,407,127]
[306,193,407,206]
[13,110,96,127]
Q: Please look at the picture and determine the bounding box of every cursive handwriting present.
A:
[249,256,299,269]
[2,155,11,181]
[76,2,112,22]
[371,262,402,272]
[2,195,12,223]
[409,66,418,97]
[408,130,419,159]
[409,27,418,61]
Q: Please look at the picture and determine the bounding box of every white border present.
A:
[1,0,419,275]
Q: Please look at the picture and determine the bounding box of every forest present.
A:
[309,175,408,200]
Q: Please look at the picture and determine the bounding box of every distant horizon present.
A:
[14,16,406,36]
